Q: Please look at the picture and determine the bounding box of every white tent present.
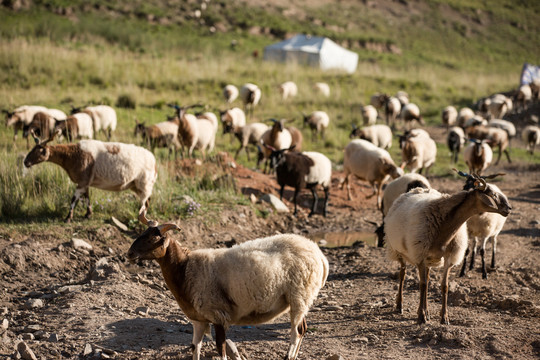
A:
[263,34,358,74]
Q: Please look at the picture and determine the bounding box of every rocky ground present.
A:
[0,130,539,359]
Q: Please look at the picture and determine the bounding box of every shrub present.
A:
[116,94,136,109]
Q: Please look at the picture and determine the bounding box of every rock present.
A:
[24,299,43,309]
[24,325,41,332]
[111,216,128,231]
[70,238,93,251]
[226,339,243,360]
[249,194,258,204]
[17,341,38,360]
[22,333,34,340]
[48,333,60,342]
[260,194,289,213]
[325,305,344,311]
[88,258,125,281]
[135,307,149,316]
[83,343,92,356]
[1,318,8,330]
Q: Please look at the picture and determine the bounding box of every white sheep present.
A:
[484,95,512,120]
[350,124,392,149]
[3,105,62,146]
[340,139,403,209]
[279,81,298,100]
[522,125,540,154]
[313,82,330,97]
[514,84,532,113]
[399,130,437,175]
[134,119,181,159]
[384,96,401,128]
[381,173,431,217]
[173,105,218,158]
[442,106,458,131]
[220,107,246,131]
[128,213,329,360]
[463,139,493,175]
[464,114,487,128]
[395,91,410,106]
[401,103,424,129]
[223,84,239,105]
[447,126,465,163]
[55,112,94,141]
[361,105,378,126]
[240,83,261,119]
[73,105,117,141]
[24,131,157,222]
[302,111,330,140]
[385,172,511,324]
[457,107,475,128]
[487,118,516,139]
[224,121,269,161]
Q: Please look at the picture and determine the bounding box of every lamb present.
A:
[457,171,508,279]
[441,106,458,131]
[399,130,437,175]
[466,125,511,165]
[54,112,94,141]
[463,139,493,175]
[384,171,511,324]
[279,81,298,100]
[172,104,217,158]
[128,210,329,360]
[350,124,392,149]
[240,83,261,119]
[223,84,239,105]
[447,126,465,163]
[313,82,330,97]
[303,111,329,140]
[71,105,117,140]
[258,119,292,172]
[457,107,475,128]
[384,96,401,128]
[134,118,181,159]
[362,105,378,126]
[268,146,332,217]
[340,139,403,209]
[522,125,540,154]
[223,121,269,161]
[23,131,157,223]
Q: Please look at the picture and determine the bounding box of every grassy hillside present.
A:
[0,0,539,224]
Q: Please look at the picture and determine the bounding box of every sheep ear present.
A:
[288,145,296,151]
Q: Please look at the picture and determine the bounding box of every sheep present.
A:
[463,139,493,175]
[361,105,378,126]
[268,146,332,217]
[54,112,94,141]
[223,84,239,105]
[514,84,532,113]
[385,171,511,324]
[258,119,292,172]
[522,125,540,154]
[23,131,157,223]
[457,107,475,128]
[302,111,329,140]
[172,104,217,158]
[466,125,511,165]
[485,96,511,120]
[457,172,508,279]
[279,81,298,100]
[3,105,65,147]
[240,83,261,119]
[71,105,117,141]
[220,107,246,134]
[340,139,403,209]
[464,114,487,128]
[442,106,458,131]
[128,210,329,360]
[370,93,386,109]
[286,125,303,152]
[134,118,181,159]
[530,78,540,102]
[447,126,465,164]
[350,124,392,149]
[399,130,437,175]
[384,96,401,129]
[22,111,56,142]
[395,91,410,106]
[400,103,424,129]
[313,82,330,97]
[223,121,269,161]
[487,118,516,140]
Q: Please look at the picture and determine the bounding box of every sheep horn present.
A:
[167,103,180,110]
[138,206,158,228]
[157,223,181,235]
[482,172,506,180]
[268,118,278,124]
[452,168,470,178]
[30,129,40,144]
[474,177,488,191]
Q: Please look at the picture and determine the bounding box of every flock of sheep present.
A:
[2,77,537,359]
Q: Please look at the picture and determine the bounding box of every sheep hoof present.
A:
[440,317,449,325]
[417,314,427,324]
[64,217,72,224]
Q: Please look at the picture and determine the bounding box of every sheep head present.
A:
[127,207,181,262]
[23,129,60,168]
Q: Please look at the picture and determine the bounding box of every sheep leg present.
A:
[480,236,490,279]
[65,187,86,223]
[491,235,497,269]
[340,173,353,201]
[396,259,406,314]
[279,185,285,201]
[440,263,452,325]
[469,236,478,271]
[322,186,329,217]
[83,189,92,219]
[504,148,512,163]
[494,146,503,165]
[459,247,470,277]
[309,187,318,217]
[293,188,299,216]
[416,262,429,324]
[285,316,307,360]
[214,324,227,360]
[191,321,209,360]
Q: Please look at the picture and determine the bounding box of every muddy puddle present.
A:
[310,231,377,248]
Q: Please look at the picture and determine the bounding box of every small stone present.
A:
[325,305,344,311]
[70,238,93,251]
[135,307,149,316]
[111,216,128,231]
[429,338,437,345]
[83,343,92,356]
[358,337,369,343]
[49,333,60,342]
[326,355,345,360]
[1,318,8,330]
[24,325,41,332]
[318,239,328,246]
[260,194,289,213]
[249,194,258,204]
[24,299,43,309]
[22,333,34,340]
[17,341,38,360]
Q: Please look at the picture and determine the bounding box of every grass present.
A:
[0,2,539,226]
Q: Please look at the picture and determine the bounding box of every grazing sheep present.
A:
[3,105,63,146]
[485,95,512,120]
[24,131,157,223]
[240,83,262,119]
[362,105,378,126]
[463,139,493,175]
[259,119,293,172]
[128,210,329,360]
[223,84,239,105]
[442,106,458,131]
[384,96,401,128]
[314,82,330,97]
[447,126,465,164]
[340,139,403,209]
[268,146,332,217]
[457,172,508,279]
[466,125,511,165]
[514,84,532,113]
[385,172,511,324]
[134,119,181,159]
[223,122,269,161]
[457,107,475,128]
[400,103,424,129]
[464,114,487,128]
[279,81,298,100]
[220,107,246,134]
[303,111,330,140]
[395,91,410,107]
[23,111,56,142]
[172,105,217,158]
[522,125,540,154]
[54,112,94,141]
[72,105,117,141]
[399,130,437,175]
[350,124,392,149]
